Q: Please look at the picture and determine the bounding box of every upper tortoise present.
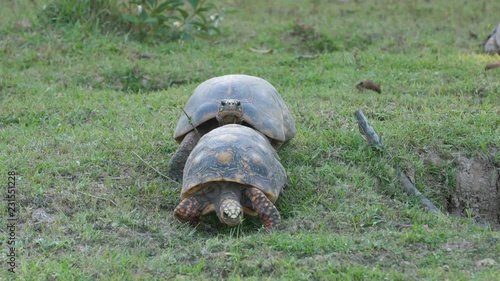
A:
[174,124,287,229]
[168,74,297,181]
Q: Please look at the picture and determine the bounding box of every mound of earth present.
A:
[448,150,500,227]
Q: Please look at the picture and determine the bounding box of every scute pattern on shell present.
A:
[174,74,297,146]
[182,124,287,203]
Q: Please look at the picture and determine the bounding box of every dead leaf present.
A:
[476,258,496,267]
[396,223,413,230]
[485,62,500,71]
[248,47,274,54]
[32,208,56,224]
[356,80,381,93]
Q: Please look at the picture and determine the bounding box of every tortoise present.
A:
[174,124,287,229]
[167,74,296,182]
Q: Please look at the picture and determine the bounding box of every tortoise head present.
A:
[216,99,243,125]
[218,198,243,226]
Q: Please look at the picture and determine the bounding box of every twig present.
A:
[183,109,199,135]
[76,190,118,207]
[297,54,320,60]
[248,47,274,54]
[107,176,130,180]
[354,109,444,216]
[132,151,179,184]
[97,176,131,181]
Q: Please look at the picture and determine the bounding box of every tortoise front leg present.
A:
[168,131,200,182]
[174,197,201,224]
[244,187,281,229]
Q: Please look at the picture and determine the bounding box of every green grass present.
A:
[1,0,499,280]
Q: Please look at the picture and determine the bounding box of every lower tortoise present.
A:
[174,124,287,229]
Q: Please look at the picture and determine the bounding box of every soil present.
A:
[448,149,500,227]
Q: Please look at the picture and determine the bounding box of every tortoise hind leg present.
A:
[244,187,280,229]
[174,197,201,224]
[168,131,200,182]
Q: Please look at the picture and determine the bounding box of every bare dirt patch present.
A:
[448,149,500,227]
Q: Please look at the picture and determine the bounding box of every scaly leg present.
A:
[168,131,200,182]
[174,197,201,224]
[244,187,281,229]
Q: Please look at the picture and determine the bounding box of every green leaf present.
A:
[138,8,149,20]
[154,0,182,14]
[195,7,213,14]
[187,0,199,9]
[169,15,184,22]
[147,0,157,8]
[144,17,158,25]
[176,8,189,20]
[155,14,169,23]
[123,14,140,25]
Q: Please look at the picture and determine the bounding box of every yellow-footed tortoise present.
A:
[168,74,296,182]
[174,124,287,229]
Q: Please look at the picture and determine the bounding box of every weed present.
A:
[39,0,125,32]
[289,20,338,53]
[121,0,222,41]
[38,0,223,42]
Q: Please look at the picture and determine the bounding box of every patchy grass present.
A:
[1,0,499,280]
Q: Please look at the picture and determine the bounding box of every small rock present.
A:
[15,20,32,30]
[476,258,496,267]
[32,208,56,224]
[292,219,316,231]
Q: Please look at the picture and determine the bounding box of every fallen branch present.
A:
[354,109,444,216]
[354,110,383,150]
[398,172,442,215]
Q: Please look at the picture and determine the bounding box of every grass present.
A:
[1,0,499,280]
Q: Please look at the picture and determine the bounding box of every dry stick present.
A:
[297,54,320,60]
[102,176,130,180]
[183,109,200,135]
[354,110,443,216]
[76,190,118,207]
[398,172,441,215]
[355,110,383,150]
[132,151,179,185]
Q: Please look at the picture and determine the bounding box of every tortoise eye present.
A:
[236,101,241,106]
[221,100,226,105]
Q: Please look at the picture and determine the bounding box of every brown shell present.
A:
[181,124,287,203]
[174,74,296,148]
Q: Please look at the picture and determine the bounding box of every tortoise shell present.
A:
[181,124,287,205]
[174,74,297,149]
